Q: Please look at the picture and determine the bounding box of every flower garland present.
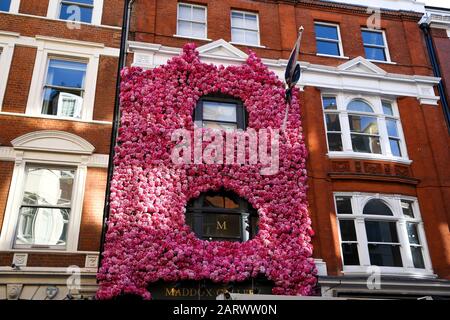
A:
[96,43,317,300]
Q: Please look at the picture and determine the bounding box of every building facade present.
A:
[0,0,449,300]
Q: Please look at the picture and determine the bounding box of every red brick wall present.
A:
[93,56,118,122]
[2,46,37,114]
[78,168,107,252]
[432,28,450,111]
[0,161,14,235]
[19,0,49,16]
[102,0,125,27]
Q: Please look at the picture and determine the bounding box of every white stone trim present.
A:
[322,0,425,13]
[47,0,104,26]
[421,7,450,30]
[128,40,440,105]
[0,32,18,111]
[12,253,28,267]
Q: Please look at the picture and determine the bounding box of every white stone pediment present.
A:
[197,39,248,60]
[338,56,387,75]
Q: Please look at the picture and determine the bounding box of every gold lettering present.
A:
[217,220,227,230]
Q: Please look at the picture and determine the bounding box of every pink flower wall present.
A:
[96,44,317,299]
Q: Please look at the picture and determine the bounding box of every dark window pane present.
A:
[411,246,425,269]
[347,100,374,113]
[363,199,393,216]
[389,138,402,157]
[407,223,420,245]
[362,30,385,46]
[401,200,414,218]
[317,40,340,56]
[349,115,378,134]
[351,135,381,154]
[315,24,339,40]
[327,133,343,151]
[365,221,398,242]
[368,244,402,267]
[46,60,87,89]
[364,47,387,61]
[203,213,241,239]
[339,220,357,241]
[326,113,341,131]
[59,3,93,23]
[342,243,360,265]
[322,97,337,110]
[336,196,352,214]
[0,0,11,11]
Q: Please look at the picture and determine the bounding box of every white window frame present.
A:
[321,92,410,163]
[230,10,261,47]
[0,0,20,13]
[334,192,434,277]
[175,2,208,41]
[47,0,104,26]
[0,33,16,110]
[314,22,345,58]
[361,28,392,63]
[0,131,94,252]
[26,43,100,121]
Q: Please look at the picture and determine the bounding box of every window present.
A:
[194,95,247,130]
[335,193,432,274]
[15,166,76,249]
[0,0,11,11]
[59,0,94,23]
[362,29,390,62]
[186,190,258,242]
[177,3,207,40]
[42,58,87,119]
[231,11,260,46]
[321,94,407,160]
[315,22,343,57]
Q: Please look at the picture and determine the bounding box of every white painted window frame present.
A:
[0,131,94,252]
[0,0,20,13]
[314,21,345,58]
[175,2,208,41]
[47,0,104,26]
[361,28,392,63]
[321,92,410,163]
[230,10,261,47]
[0,34,16,110]
[334,192,434,277]
[26,43,99,121]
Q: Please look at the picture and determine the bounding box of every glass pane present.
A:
[386,119,399,137]
[191,22,206,38]
[231,12,245,28]
[203,213,241,239]
[245,30,259,45]
[362,30,385,46]
[407,223,420,245]
[315,24,339,40]
[203,121,237,131]
[342,243,360,265]
[327,133,343,151]
[351,134,381,154]
[411,246,425,269]
[178,4,191,20]
[382,101,394,116]
[401,200,415,218]
[16,207,70,246]
[317,40,340,56]
[192,7,205,22]
[204,195,239,209]
[65,0,94,4]
[59,4,93,23]
[22,168,75,206]
[322,97,337,110]
[389,138,402,157]
[250,215,259,239]
[339,220,357,241]
[368,244,402,267]
[0,0,11,12]
[178,21,191,36]
[326,114,341,131]
[336,197,353,214]
[245,14,258,30]
[232,28,246,43]
[46,59,87,89]
[347,100,374,113]
[349,115,379,134]
[364,47,387,61]
[363,199,393,216]
[203,101,237,122]
[365,221,398,242]
[42,87,83,118]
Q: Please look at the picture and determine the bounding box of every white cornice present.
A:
[129,40,440,105]
[421,8,450,29]
[322,0,425,13]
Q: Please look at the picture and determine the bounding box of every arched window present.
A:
[194,94,247,130]
[186,190,258,242]
[363,199,393,216]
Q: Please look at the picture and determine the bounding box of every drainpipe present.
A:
[98,0,135,272]
[420,22,450,134]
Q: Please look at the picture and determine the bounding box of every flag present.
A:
[285,26,304,104]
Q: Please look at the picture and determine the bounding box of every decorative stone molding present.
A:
[7,284,22,300]
[12,253,28,267]
[85,255,99,269]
